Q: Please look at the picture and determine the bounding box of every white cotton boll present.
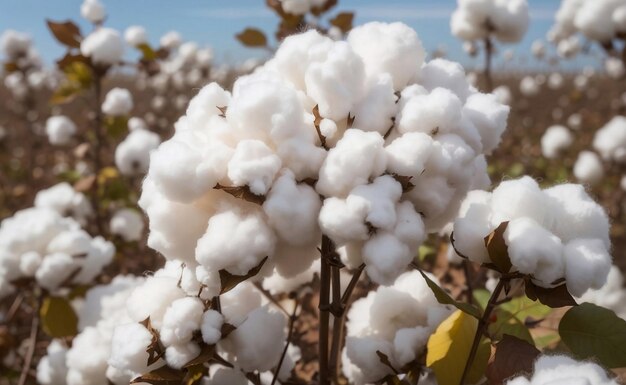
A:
[0,30,31,58]
[45,116,76,145]
[425,134,476,184]
[108,323,152,374]
[405,174,455,225]
[110,209,144,242]
[115,128,161,176]
[195,209,276,276]
[205,367,249,385]
[385,132,434,178]
[36,340,68,385]
[164,342,200,370]
[506,355,619,385]
[451,0,529,44]
[73,236,115,284]
[227,140,282,195]
[352,74,398,135]
[160,297,204,346]
[573,151,604,186]
[541,125,573,159]
[34,182,92,224]
[363,232,412,285]
[345,337,394,384]
[223,306,286,372]
[128,117,148,131]
[490,176,551,227]
[453,190,493,263]
[219,282,263,326]
[606,57,626,79]
[160,31,182,50]
[593,116,626,163]
[124,26,147,47]
[279,0,312,15]
[304,41,366,120]
[393,201,426,250]
[463,92,509,154]
[397,87,463,136]
[35,253,77,291]
[19,251,42,276]
[519,76,539,96]
[186,82,231,131]
[263,171,321,246]
[567,113,582,130]
[563,239,612,297]
[531,40,546,58]
[80,0,105,23]
[81,28,124,66]
[319,118,337,139]
[463,41,478,56]
[263,263,318,295]
[492,85,512,105]
[65,327,111,385]
[318,197,369,245]
[544,184,611,249]
[102,88,133,116]
[350,176,403,231]
[317,129,386,197]
[348,22,425,90]
[574,0,621,42]
[504,218,565,287]
[491,0,530,43]
[201,309,224,345]
[547,73,564,90]
[126,276,186,328]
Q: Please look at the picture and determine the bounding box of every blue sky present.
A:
[0,0,603,70]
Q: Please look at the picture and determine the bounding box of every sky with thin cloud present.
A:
[0,0,604,70]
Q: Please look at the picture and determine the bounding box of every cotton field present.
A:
[1,1,626,385]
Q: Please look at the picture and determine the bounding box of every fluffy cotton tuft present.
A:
[451,0,530,44]
[45,116,76,146]
[102,88,134,116]
[124,26,147,46]
[506,355,618,385]
[81,28,124,66]
[115,128,161,175]
[110,208,144,242]
[541,125,573,159]
[80,0,106,23]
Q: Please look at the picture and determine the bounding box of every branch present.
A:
[18,298,40,385]
[271,299,299,385]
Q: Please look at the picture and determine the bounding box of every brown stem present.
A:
[463,259,474,305]
[18,297,40,385]
[459,277,507,385]
[271,299,299,385]
[318,235,333,385]
[91,72,105,234]
[484,37,493,92]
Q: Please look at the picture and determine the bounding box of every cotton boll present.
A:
[344,337,395,384]
[186,82,231,132]
[125,276,186,328]
[578,266,626,319]
[593,116,626,164]
[34,182,93,224]
[317,129,386,197]
[195,209,276,276]
[201,310,224,345]
[397,87,463,136]
[102,88,133,116]
[385,132,434,178]
[350,175,403,231]
[227,140,282,196]
[348,22,425,90]
[128,117,148,131]
[160,31,182,50]
[573,151,604,186]
[452,190,493,263]
[160,297,204,346]
[463,92,509,154]
[492,85,512,105]
[35,252,77,291]
[541,125,573,159]
[19,251,42,276]
[606,57,625,79]
[164,342,200,369]
[204,367,249,385]
[504,218,565,287]
[81,28,124,66]
[547,73,564,89]
[352,74,398,135]
[507,355,619,385]
[405,174,456,224]
[80,0,105,23]
[223,306,286,372]
[563,239,612,297]
[124,26,147,47]
[531,40,546,58]
[490,176,551,227]
[519,76,539,97]
[36,340,68,385]
[362,232,412,285]
[319,196,370,245]
[262,263,318,295]
[0,30,31,58]
[393,201,426,250]
[46,116,76,145]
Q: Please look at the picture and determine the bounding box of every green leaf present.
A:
[40,296,78,338]
[489,309,534,345]
[235,28,268,47]
[533,332,560,349]
[427,310,490,385]
[559,303,626,368]
[486,335,540,385]
[329,12,354,33]
[46,20,82,48]
[484,222,511,273]
[499,296,552,323]
[104,116,129,139]
[418,269,481,319]
[219,257,268,294]
[473,289,490,310]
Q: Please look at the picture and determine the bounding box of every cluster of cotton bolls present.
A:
[34,182,93,225]
[139,21,509,289]
[549,0,626,46]
[343,270,452,384]
[107,262,297,382]
[506,355,619,385]
[453,176,612,297]
[45,115,77,146]
[1,29,48,99]
[0,206,114,299]
[451,0,530,44]
[540,125,573,159]
[37,275,144,385]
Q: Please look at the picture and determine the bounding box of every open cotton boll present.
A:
[195,209,276,276]
[159,297,204,346]
[492,85,512,105]
[490,176,551,227]
[451,0,530,44]
[318,197,370,245]
[109,323,154,376]
[200,310,224,345]
[34,182,92,224]
[124,26,147,47]
[128,117,148,131]
[80,0,105,23]
[102,88,133,116]
[385,132,434,178]
[520,75,539,96]
[348,22,425,90]
[573,151,605,185]
[65,327,112,385]
[45,115,76,146]
[110,208,144,242]
[185,82,231,131]
[35,252,77,291]
[418,59,472,102]
[605,57,625,79]
[227,140,282,195]
[506,355,619,385]
[36,340,68,385]
[463,92,509,154]
[593,116,626,164]
[541,125,573,159]
[0,29,31,58]
[204,367,249,385]
[223,306,286,372]
[398,87,463,136]
[352,74,398,135]
[81,28,124,66]
[563,239,612,297]
[115,128,160,176]
[160,30,182,50]
[362,232,412,285]
[452,190,493,263]
[125,276,186,328]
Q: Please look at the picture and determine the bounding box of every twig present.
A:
[3,294,24,324]
[318,235,333,385]
[18,298,40,385]
[271,299,299,385]
[462,259,474,305]
[483,37,494,92]
[90,72,105,234]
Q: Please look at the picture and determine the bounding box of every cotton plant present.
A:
[34,182,93,225]
[451,0,530,90]
[506,355,619,385]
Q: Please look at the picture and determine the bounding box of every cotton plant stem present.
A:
[91,72,105,235]
[484,37,494,92]
[318,235,333,385]
[18,297,40,385]
[271,299,299,385]
[458,277,507,385]
[463,259,474,305]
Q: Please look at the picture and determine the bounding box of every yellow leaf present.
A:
[40,296,78,338]
[98,166,119,184]
[427,310,490,385]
